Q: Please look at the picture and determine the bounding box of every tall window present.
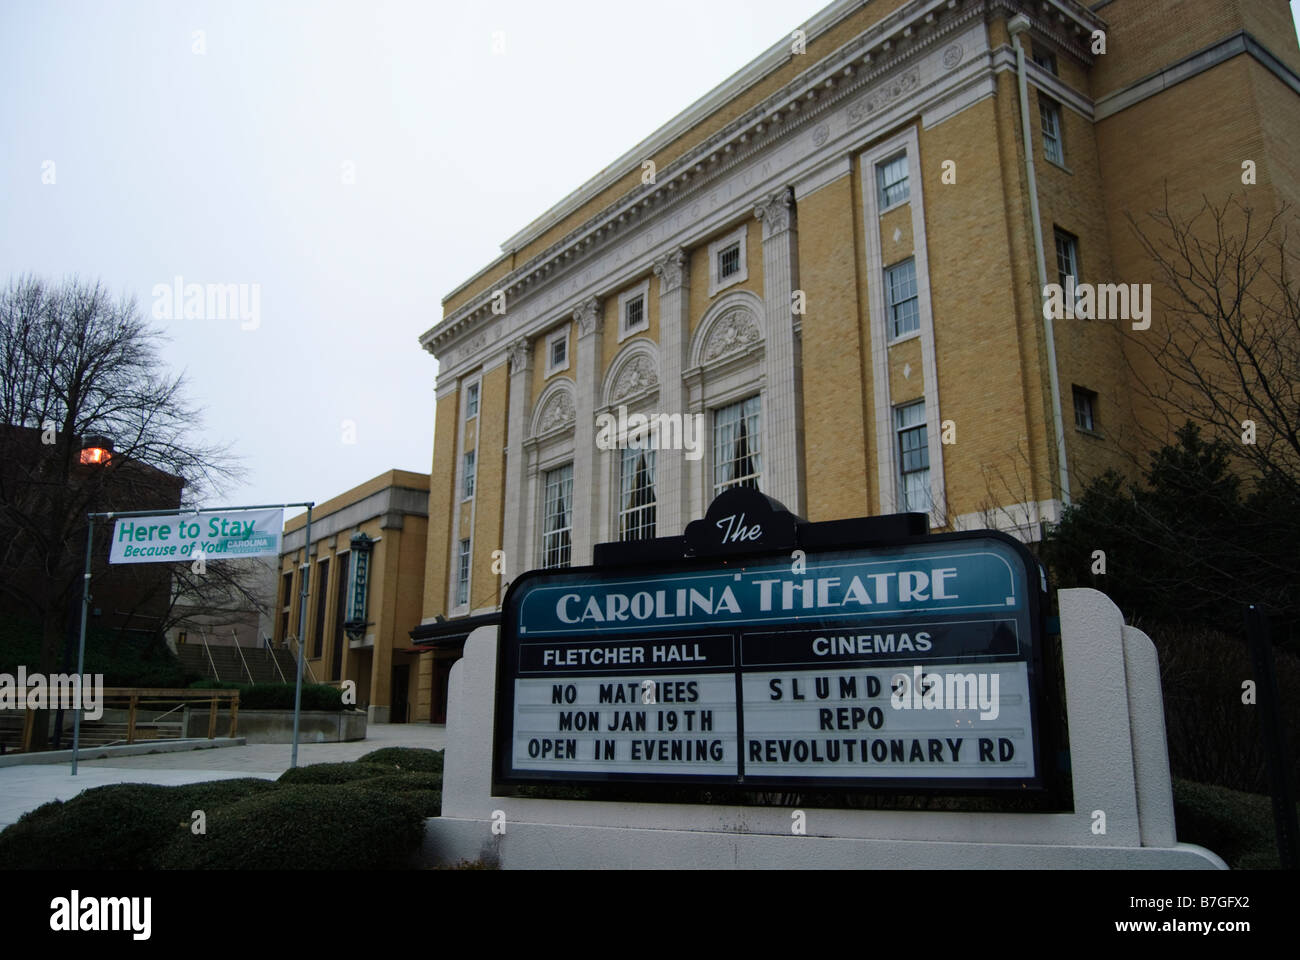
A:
[462,449,476,499]
[1039,95,1064,164]
[885,259,920,338]
[876,153,910,208]
[1054,228,1081,288]
[713,396,761,494]
[619,447,656,541]
[1032,46,1058,75]
[542,464,574,569]
[895,401,931,513]
[456,539,471,607]
[1073,386,1097,432]
[465,382,479,420]
[311,558,329,659]
[279,570,293,644]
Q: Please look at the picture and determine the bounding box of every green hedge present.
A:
[356,747,445,775]
[157,785,426,870]
[1172,777,1292,870]
[188,679,345,711]
[0,779,276,870]
[276,762,393,785]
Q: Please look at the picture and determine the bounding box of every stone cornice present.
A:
[419,0,1104,362]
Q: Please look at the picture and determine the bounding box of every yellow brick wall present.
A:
[795,170,870,521]
[471,363,509,610]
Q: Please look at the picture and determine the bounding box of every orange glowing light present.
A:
[79,447,111,465]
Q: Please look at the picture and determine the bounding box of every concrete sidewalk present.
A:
[0,723,447,830]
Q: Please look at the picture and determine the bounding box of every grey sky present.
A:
[4,1,1299,524]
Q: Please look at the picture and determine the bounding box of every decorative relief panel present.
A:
[610,355,660,402]
[701,307,762,363]
[847,67,921,126]
[536,389,575,435]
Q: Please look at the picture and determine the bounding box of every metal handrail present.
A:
[199,626,220,682]
[233,630,255,683]
[287,635,318,684]
[265,637,288,683]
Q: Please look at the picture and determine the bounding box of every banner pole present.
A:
[70,517,94,776]
[290,504,312,769]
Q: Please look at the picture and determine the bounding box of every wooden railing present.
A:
[14,687,241,753]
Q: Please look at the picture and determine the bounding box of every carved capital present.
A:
[573,296,603,338]
[507,337,531,375]
[754,187,795,240]
[652,247,688,294]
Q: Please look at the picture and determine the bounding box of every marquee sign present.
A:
[494,488,1052,793]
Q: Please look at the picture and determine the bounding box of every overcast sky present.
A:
[4,1,1299,523]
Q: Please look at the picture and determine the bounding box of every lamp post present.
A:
[69,436,111,775]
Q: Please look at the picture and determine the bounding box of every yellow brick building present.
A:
[411,0,1300,723]
[274,470,430,723]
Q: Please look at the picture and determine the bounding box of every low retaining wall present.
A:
[183,709,366,743]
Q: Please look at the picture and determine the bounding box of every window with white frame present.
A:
[876,152,910,208]
[618,280,650,340]
[895,401,932,513]
[707,225,748,296]
[465,382,479,420]
[713,396,761,494]
[1054,227,1080,288]
[462,449,476,499]
[885,259,920,339]
[455,539,471,607]
[1039,95,1064,165]
[618,446,656,541]
[542,464,574,569]
[1073,386,1097,432]
[545,327,570,377]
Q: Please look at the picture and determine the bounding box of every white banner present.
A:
[109,508,284,564]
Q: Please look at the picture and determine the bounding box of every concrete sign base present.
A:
[421,588,1225,869]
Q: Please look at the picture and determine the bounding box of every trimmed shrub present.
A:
[1173,777,1291,870]
[276,762,392,785]
[343,782,442,816]
[356,747,444,776]
[157,785,426,869]
[0,778,275,870]
[188,680,345,712]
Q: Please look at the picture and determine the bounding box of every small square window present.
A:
[1073,387,1097,432]
[1039,95,1064,165]
[876,153,910,208]
[617,280,650,341]
[707,225,748,296]
[1032,47,1058,75]
[718,244,740,279]
[465,382,479,420]
[544,326,570,377]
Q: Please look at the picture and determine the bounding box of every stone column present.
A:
[571,296,602,564]
[502,337,531,600]
[754,187,802,514]
[652,247,689,534]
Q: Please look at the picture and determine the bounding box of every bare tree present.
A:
[0,274,238,747]
[1125,192,1300,494]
